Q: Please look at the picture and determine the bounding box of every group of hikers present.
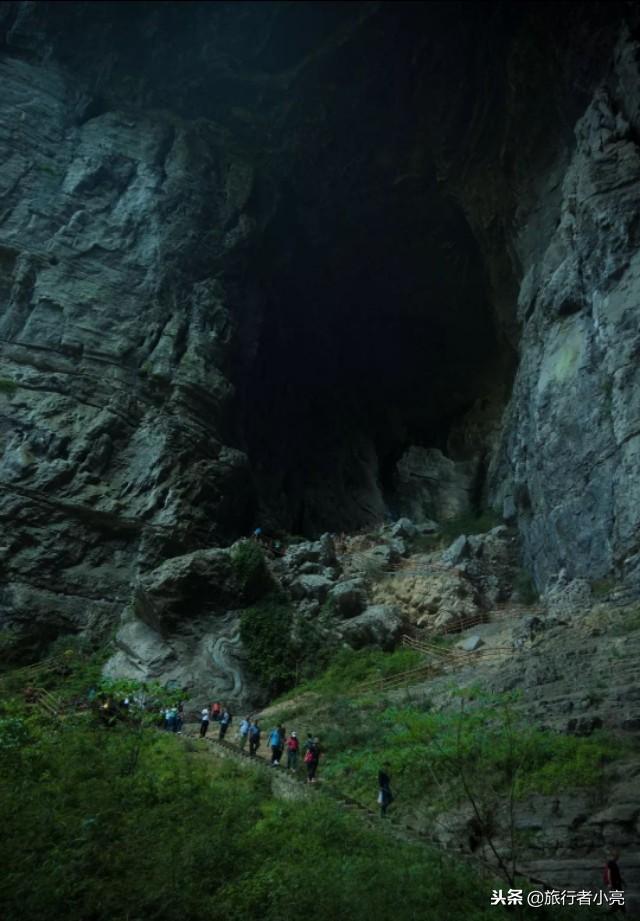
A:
[160,702,185,733]
[199,701,233,740]
[199,707,323,783]
[197,706,395,803]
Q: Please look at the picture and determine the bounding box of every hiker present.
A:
[219,707,232,740]
[268,725,282,765]
[200,706,210,738]
[304,737,320,783]
[248,719,261,756]
[210,701,221,722]
[286,731,299,771]
[238,715,251,750]
[604,850,626,914]
[378,763,394,818]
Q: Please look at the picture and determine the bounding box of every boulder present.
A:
[456,634,484,652]
[441,535,469,566]
[394,446,475,522]
[289,573,334,602]
[339,604,404,651]
[373,566,481,632]
[329,578,368,618]
[545,570,592,618]
[391,517,417,539]
[135,548,239,631]
[283,541,322,569]
[318,532,337,565]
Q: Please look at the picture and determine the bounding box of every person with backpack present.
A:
[378,763,394,818]
[238,715,251,750]
[304,737,320,783]
[268,725,282,765]
[286,731,299,771]
[277,724,286,763]
[199,706,210,738]
[219,708,232,740]
[248,719,261,756]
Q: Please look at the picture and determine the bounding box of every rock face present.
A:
[1,1,640,686]
[394,447,476,523]
[0,13,258,654]
[489,30,640,593]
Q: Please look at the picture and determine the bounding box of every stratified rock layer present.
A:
[1,2,640,691]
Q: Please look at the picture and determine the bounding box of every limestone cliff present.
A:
[0,1,639,682]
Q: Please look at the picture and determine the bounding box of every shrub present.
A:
[239,593,296,695]
[230,540,272,598]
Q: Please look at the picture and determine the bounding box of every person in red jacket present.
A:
[210,701,221,722]
[286,731,299,771]
[604,850,626,914]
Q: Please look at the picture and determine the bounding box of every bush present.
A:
[231,540,272,598]
[240,594,296,695]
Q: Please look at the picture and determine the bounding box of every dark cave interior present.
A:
[2,0,620,536]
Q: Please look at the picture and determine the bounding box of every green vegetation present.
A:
[240,592,340,695]
[240,593,296,695]
[440,510,502,543]
[230,539,272,597]
[321,691,627,810]
[276,646,423,702]
[0,377,17,395]
[0,681,581,921]
[405,511,503,555]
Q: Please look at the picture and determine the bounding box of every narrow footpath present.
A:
[181,724,551,892]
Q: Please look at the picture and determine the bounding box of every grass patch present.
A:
[275,646,424,703]
[0,704,561,921]
[320,693,629,814]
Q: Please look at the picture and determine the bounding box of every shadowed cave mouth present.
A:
[234,173,505,537]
